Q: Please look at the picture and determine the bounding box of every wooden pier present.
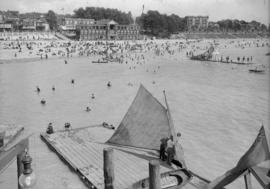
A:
[0,124,30,189]
[41,126,209,189]
[190,58,253,65]
[0,124,24,151]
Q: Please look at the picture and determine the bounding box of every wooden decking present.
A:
[41,126,209,189]
[190,58,253,65]
[0,124,24,151]
[0,124,25,174]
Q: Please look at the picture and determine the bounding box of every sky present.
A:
[0,0,269,24]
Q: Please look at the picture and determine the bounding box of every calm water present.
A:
[0,39,269,189]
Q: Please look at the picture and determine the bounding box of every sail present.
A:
[107,85,171,150]
[206,125,270,189]
[107,85,186,167]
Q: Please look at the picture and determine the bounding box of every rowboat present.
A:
[92,60,108,63]
[249,69,265,73]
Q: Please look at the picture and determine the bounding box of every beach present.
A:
[0,37,269,189]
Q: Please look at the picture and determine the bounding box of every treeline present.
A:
[215,19,268,32]
[73,7,133,25]
[136,10,269,38]
[136,11,186,38]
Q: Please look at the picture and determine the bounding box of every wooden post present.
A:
[244,170,252,189]
[17,152,24,189]
[17,139,29,189]
[103,148,114,189]
[149,160,161,189]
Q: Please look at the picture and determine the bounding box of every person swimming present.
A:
[52,85,55,91]
[40,98,46,105]
[36,86,41,93]
[107,81,111,87]
[91,93,95,99]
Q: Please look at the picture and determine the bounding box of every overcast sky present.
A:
[0,0,269,24]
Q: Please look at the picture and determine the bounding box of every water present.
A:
[0,39,269,189]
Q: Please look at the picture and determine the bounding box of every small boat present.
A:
[92,60,108,64]
[249,66,265,73]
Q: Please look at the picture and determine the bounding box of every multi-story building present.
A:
[59,18,95,38]
[60,18,95,31]
[21,18,36,30]
[0,11,20,31]
[77,19,140,40]
[0,15,12,32]
[185,16,209,31]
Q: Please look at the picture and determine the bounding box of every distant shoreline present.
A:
[170,32,269,39]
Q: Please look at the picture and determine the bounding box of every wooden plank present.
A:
[0,125,24,151]
[0,138,29,174]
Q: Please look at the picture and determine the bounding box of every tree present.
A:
[45,10,57,30]
[73,7,134,25]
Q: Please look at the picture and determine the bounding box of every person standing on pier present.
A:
[159,137,168,161]
[166,135,175,166]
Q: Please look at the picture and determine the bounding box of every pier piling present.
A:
[103,148,114,189]
[149,160,161,189]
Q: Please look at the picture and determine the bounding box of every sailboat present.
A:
[105,84,209,188]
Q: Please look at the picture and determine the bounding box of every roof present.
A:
[96,19,118,25]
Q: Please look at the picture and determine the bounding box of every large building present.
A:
[20,18,49,31]
[0,12,49,32]
[185,16,209,31]
[60,18,95,31]
[0,15,12,32]
[77,19,140,40]
[59,18,95,38]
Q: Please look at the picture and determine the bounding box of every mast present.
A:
[163,90,186,168]
[163,90,176,138]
